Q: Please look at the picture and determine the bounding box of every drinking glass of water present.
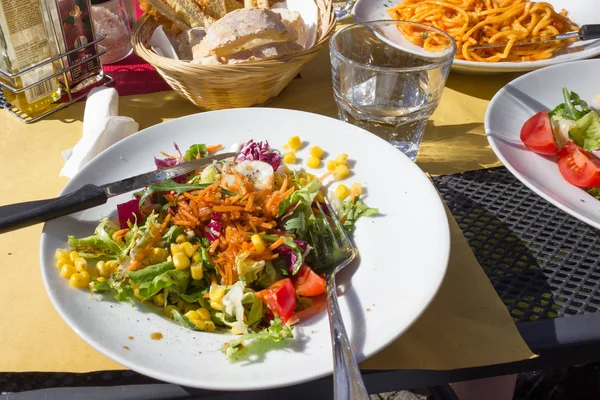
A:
[330,21,456,160]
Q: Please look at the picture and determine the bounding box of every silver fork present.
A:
[309,198,369,400]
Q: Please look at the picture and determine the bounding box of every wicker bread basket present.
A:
[131,0,335,110]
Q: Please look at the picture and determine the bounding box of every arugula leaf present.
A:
[549,88,591,120]
[138,180,236,207]
[224,316,293,357]
[338,197,379,232]
[138,180,212,207]
[90,276,135,304]
[184,144,209,162]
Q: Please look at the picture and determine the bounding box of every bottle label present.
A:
[0,0,57,103]
[56,0,101,84]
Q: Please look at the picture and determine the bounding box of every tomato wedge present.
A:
[557,141,600,188]
[520,110,558,156]
[255,278,296,323]
[293,265,327,297]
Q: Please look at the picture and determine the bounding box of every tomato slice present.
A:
[255,278,296,323]
[288,294,327,326]
[293,265,327,297]
[520,110,558,156]
[557,141,600,188]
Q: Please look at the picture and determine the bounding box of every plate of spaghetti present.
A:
[353,0,600,74]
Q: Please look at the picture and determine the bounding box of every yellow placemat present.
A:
[0,48,534,372]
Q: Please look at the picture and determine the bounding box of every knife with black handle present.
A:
[0,152,236,234]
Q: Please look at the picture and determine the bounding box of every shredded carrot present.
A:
[213,205,246,213]
[268,236,285,251]
[128,213,172,271]
[209,238,220,254]
[318,171,333,182]
[207,144,223,153]
[112,228,129,241]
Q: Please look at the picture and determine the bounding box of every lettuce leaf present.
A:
[242,292,264,326]
[569,111,600,151]
[338,197,379,232]
[224,316,293,357]
[68,218,123,258]
[184,144,208,162]
[588,187,600,199]
[127,261,190,299]
[90,276,135,304]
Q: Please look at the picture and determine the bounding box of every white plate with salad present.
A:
[486,59,600,230]
[40,108,450,390]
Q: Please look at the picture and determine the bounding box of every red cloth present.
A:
[102,53,172,97]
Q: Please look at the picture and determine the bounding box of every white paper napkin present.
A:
[60,87,139,179]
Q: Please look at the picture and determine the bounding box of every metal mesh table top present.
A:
[432,167,600,323]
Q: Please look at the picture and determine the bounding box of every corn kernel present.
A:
[105,260,119,272]
[60,264,76,279]
[164,305,178,319]
[181,242,195,258]
[175,234,187,244]
[153,293,165,307]
[251,234,266,253]
[335,184,350,200]
[209,284,225,302]
[56,259,72,269]
[185,310,200,320]
[170,243,183,255]
[149,247,169,264]
[74,258,88,272]
[133,288,145,301]
[288,135,302,151]
[307,156,320,169]
[283,151,297,164]
[210,300,223,311]
[326,160,338,171]
[192,251,201,263]
[55,248,70,263]
[309,146,324,159]
[190,264,204,280]
[69,272,90,288]
[173,252,190,270]
[97,277,106,282]
[334,164,350,180]
[69,251,80,262]
[204,320,216,332]
[351,183,363,197]
[197,307,211,321]
[192,319,206,330]
[336,153,348,165]
[95,261,108,278]
[176,299,186,310]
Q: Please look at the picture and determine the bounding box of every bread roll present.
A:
[271,8,306,48]
[225,40,303,63]
[206,8,297,57]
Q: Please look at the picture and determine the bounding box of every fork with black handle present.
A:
[309,198,369,400]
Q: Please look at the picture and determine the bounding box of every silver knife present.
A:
[0,152,236,234]
[470,24,600,50]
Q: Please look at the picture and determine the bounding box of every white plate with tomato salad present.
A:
[39,108,450,391]
[486,59,600,230]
